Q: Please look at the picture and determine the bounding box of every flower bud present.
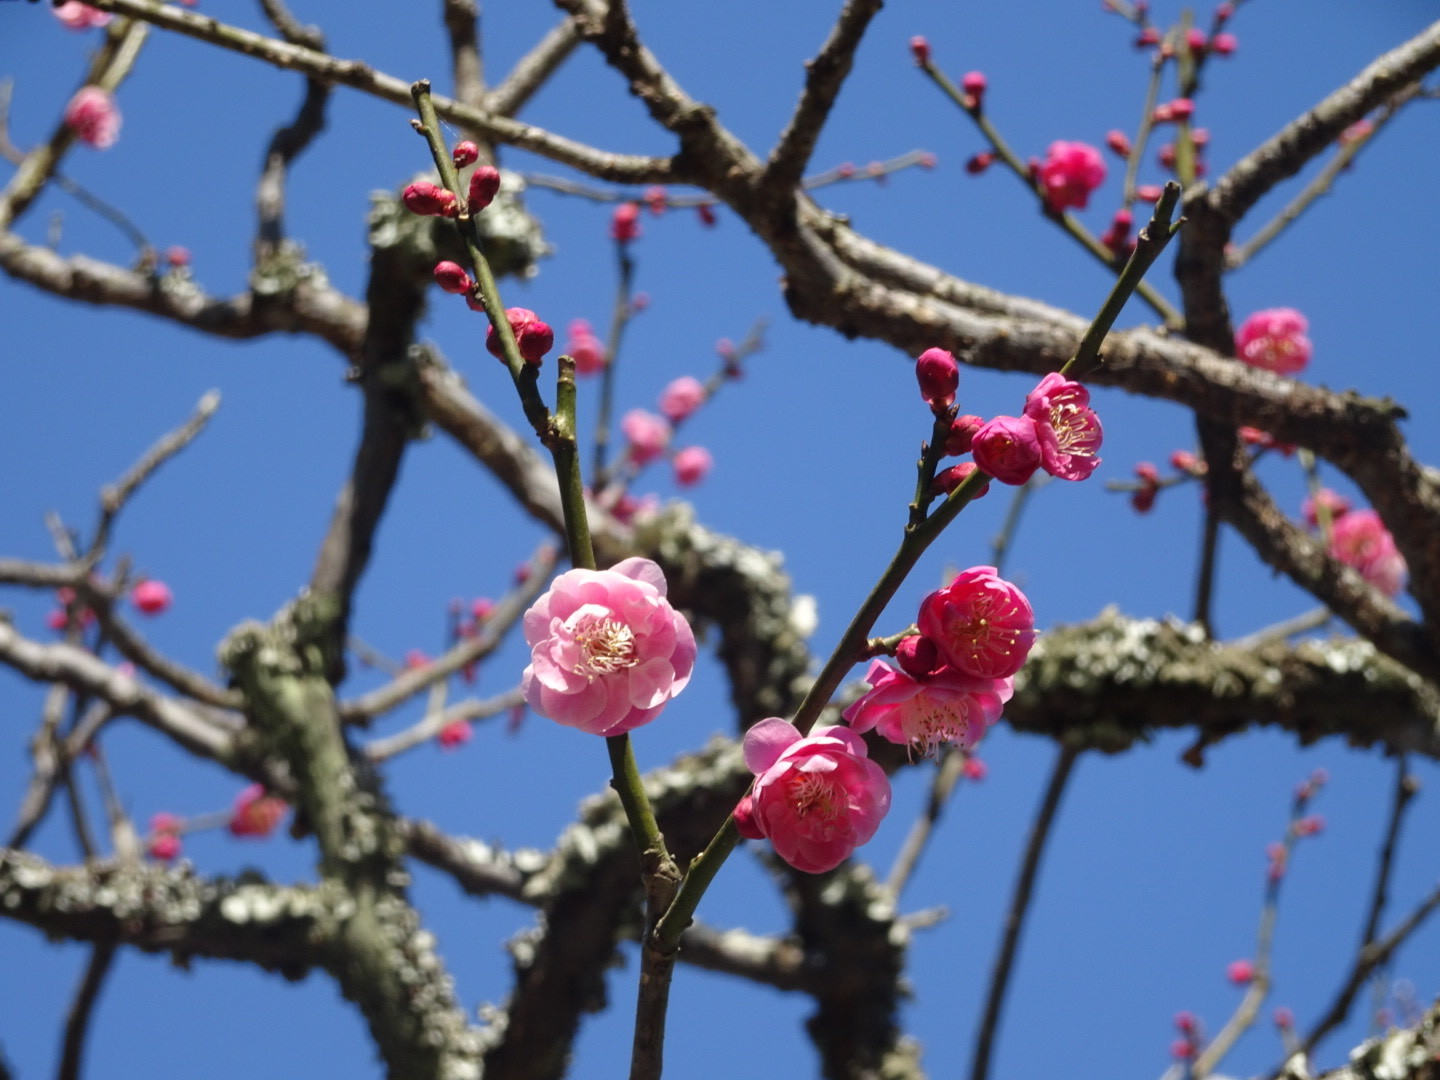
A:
[467,166,501,212]
[1210,32,1237,55]
[931,462,990,499]
[433,260,474,295]
[945,414,983,456]
[611,201,642,243]
[402,181,458,217]
[915,347,959,408]
[486,308,555,365]
[894,634,940,678]
[965,151,996,175]
[452,141,480,168]
[971,415,1042,485]
[910,35,931,65]
[1105,130,1132,157]
[961,71,987,108]
[697,203,717,227]
[132,579,173,615]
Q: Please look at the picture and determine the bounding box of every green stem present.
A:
[594,240,635,485]
[550,355,596,571]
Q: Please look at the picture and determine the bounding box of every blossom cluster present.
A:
[1302,490,1406,597]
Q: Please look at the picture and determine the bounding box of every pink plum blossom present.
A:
[521,557,696,736]
[659,376,706,422]
[1037,141,1106,212]
[842,659,1013,758]
[53,2,113,29]
[733,718,891,873]
[131,579,173,615]
[672,446,713,487]
[148,812,182,861]
[229,785,286,838]
[917,566,1036,679]
[621,409,672,465]
[438,721,472,749]
[1329,509,1406,597]
[611,202,642,243]
[1227,958,1255,985]
[64,87,121,149]
[1235,308,1312,375]
[567,319,607,375]
[971,415,1042,485]
[1023,372,1104,481]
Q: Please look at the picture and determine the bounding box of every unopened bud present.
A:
[931,462,990,498]
[961,70,987,108]
[1105,130,1132,157]
[452,141,480,169]
[910,35,931,65]
[895,635,939,678]
[402,181,458,217]
[945,414,983,456]
[965,151,996,175]
[916,347,959,408]
[468,166,501,211]
[433,260,474,295]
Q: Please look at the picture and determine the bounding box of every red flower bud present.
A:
[961,70,987,107]
[945,414,983,456]
[452,141,480,169]
[895,634,940,678]
[433,261,474,295]
[485,307,554,365]
[909,35,931,65]
[467,166,501,212]
[402,181,458,217]
[965,151,996,175]
[916,347,959,408]
[931,462,990,498]
[611,201,642,243]
[1105,130,1132,158]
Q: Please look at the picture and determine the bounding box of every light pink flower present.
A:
[1024,372,1103,481]
[1037,141,1106,212]
[659,376,706,422]
[54,2,113,28]
[734,718,891,873]
[842,659,1012,758]
[64,87,121,149]
[567,319,606,375]
[1235,308,1312,375]
[971,415,1042,485]
[131,579,173,615]
[1226,958,1255,985]
[521,557,696,736]
[917,566,1036,679]
[621,409,672,465]
[230,785,286,838]
[672,445,713,487]
[1329,509,1406,597]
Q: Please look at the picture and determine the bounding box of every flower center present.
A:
[1049,400,1097,456]
[572,614,639,677]
[788,773,841,823]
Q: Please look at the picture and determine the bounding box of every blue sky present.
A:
[3,1,1439,1077]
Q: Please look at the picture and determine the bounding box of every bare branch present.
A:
[441,0,484,108]
[56,943,117,1080]
[483,17,584,118]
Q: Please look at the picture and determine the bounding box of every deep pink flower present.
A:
[402,181,457,217]
[468,166,502,212]
[659,376,706,422]
[621,409,672,465]
[971,415,1042,485]
[230,785,286,838]
[843,659,1013,758]
[1186,27,1208,53]
[131,579,173,615]
[433,261,474,295]
[917,566,1036,679]
[672,446,713,487]
[916,347,959,409]
[733,718,891,873]
[1210,31,1237,55]
[1235,308,1312,375]
[438,720,472,749]
[1301,488,1351,528]
[1024,372,1103,481]
[1227,958,1255,985]
[64,87,121,149]
[961,71,987,108]
[611,202,642,243]
[1037,141,1106,212]
[486,308,554,365]
[521,557,696,736]
[148,833,181,861]
[1329,510,1406,597]
[53,2,112,29]
[452,141,480,169]
[567,318,607,375]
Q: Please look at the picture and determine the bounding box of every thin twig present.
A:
[363,687,525,760]
[483,16,584,118]
[1227,606,1331,651]
[441,0,484,108]
[56,942,118,1080]
[970,744,1080,1080]
[884,749,967,898]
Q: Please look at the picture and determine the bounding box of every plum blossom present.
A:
[521,558,696,736]
[971,415,1041,485]
[842,659,1012,758]
[230,785,286,838]
[611,202,642,243]
[733,718,891,873]
[1329,509,1406,597]
[438,721,472,749]
[1037,141,1106,212]
[672,446,713,487]
[621,409,672,465]
[148,812,182,861]
[659,376,706,422]
[131,579,173,615]
[485,308,554,365]
[917,566,1036,679]
[1024,372,1103,481]
[1226,958,1255,985]
[915,347,959,408]
[53,2,112,29]
[567,319,607,375]
[1235,308,1312,375]
[64,87,121,149]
